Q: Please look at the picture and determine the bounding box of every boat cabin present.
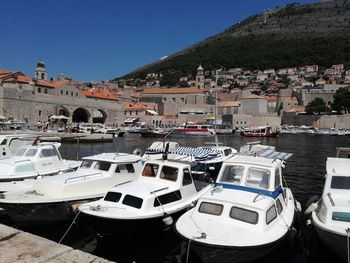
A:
[100,160,208,213]
[315,151,350,225]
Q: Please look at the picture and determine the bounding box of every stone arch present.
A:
[57,106,70,117]
[72,108,90,123]
[92,109,107,124]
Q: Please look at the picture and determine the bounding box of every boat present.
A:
[173,122,215,137]
[305,147,350,261]
[240,125,279,137]
[0,141,80,185]
[175,142,299,263]
[78,159,212,237]
[0,152,143,226]
[139,128,169,138]
[143,141,237,180]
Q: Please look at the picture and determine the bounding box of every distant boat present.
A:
[240,125,279,137]
[174,123,215,137]
[140,128,168,138]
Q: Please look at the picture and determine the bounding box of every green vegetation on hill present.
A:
[116,1,350,82]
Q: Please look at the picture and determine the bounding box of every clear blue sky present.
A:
[0,0,318,82]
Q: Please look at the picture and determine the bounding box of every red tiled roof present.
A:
[142,87,203,95]
[80,90,118,101]
[36,80,66,88]
[123,102,153,110]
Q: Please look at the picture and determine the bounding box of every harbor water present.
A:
[2,133,350,262]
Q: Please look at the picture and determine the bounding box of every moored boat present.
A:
[0,152,142,226]
[173,122,215,137]
[175,143,298,263]
[78,159,212,237]
[240,125,279,137]
[305,147,350,261]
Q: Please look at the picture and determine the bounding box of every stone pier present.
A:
[0,224,114,263]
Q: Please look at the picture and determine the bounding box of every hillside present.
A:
[118,0,350,80]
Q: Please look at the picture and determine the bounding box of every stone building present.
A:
[196,65,205,90]
[0,67,123,125]
[240,95,268,115]
[34,61,48,81]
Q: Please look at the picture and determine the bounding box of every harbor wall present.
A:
[282,114,350,128]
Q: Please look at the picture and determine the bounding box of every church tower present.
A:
[196,64,204,89]
[35,61,48,80]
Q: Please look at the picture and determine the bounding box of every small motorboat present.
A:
[139,128,169,138]
[143,141,237,180]
[175,142,299,263]
[173,122,215,137]
[0,141,79,184]
[0,152,143,226]
[78,159,212,237]
[240,125,279,137]
[306,147,350,261]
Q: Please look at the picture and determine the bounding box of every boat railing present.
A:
[150,186,169,194]
[64,172,103,184]
[14,159,32,164]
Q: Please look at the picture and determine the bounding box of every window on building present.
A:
[38,110,42,117]
[61,90,63,95]
[71,91,73,96]
[76,92,78,96]
[66,91,68,95]
[44,89,47,94]
[172,97,176,103]
[38,87,41,93]
[180,98,185,103]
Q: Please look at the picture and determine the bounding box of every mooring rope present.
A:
[58,208,83,244]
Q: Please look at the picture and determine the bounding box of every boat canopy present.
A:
[145,146,221,161]
[239,144,292,160]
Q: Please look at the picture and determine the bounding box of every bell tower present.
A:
[196,64,204,89]
[35,61,48,80]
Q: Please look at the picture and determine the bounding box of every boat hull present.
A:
[0,198,100,226]
[313,220,348,260]
[140,131,167,138]
[175,229,289,263]
[79,208,187,237]
[240,132,279,137]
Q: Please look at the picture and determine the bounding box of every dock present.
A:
[0,224,114,263]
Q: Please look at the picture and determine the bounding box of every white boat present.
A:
[173,122,215,136]
[143,141,237,179]
[306,147,350,260]
[175,143,299,263]
[78,159,212,236]
[0,152,142,226]
[0,141,79,184]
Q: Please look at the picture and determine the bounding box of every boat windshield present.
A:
[245,167,270,190]
[160,166,178,181]
[24,149,38,157]
[330,176,350,190]
[94,161,111,171]
[80,160,93,169]
[220,165,244,184]
[142,163,159,177]
[15,147,27,156]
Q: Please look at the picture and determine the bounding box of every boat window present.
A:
[94,161,111,171]
[115,164,135,173]
[224,148,232,156]
[142,163,159,177]
[24,149,38,157]
[15,148,27,156]
[230,207,259,224]
[266,205,277,225]
[51,146,62,160]
[160,166,178,181]
[182,169,192,186]
[122,194,143,209]
[104,192,122,203]
[275,168,281,189]
[245,168,270,190]
[39,149,55,158]
[198,202,223,216]
[276,199,283,214]
[1,139,7,145]
[153,190,182,207]
[331,176,350,190]
[15,163,35,174]
[220,165,244,184]
[332,212,350,223]
[80,160,93,168]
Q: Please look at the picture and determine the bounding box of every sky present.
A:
[0,0,318,82]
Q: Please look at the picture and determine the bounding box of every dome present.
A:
[197,64,203,71]
[36,61,45,68]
